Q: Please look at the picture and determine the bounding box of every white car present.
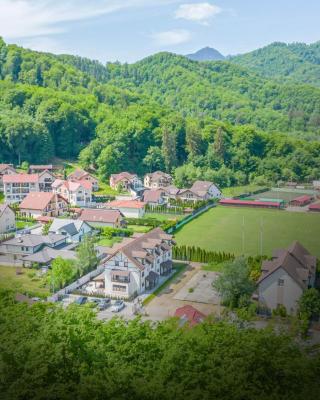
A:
[111,300,125,313]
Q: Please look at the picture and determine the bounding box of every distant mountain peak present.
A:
[186,47,225,62]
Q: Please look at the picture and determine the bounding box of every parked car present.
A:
[88,297,101,305]
[97,298,111,311]
[74,296,87,305]
[111,300,125,313]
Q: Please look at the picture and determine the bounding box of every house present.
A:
[176,188,203,203]
[28,164,59,174]
[49,218,93,242]
[174,305,206,326]
[190,181,221,199]
[0,164,16,190]
[90,227,175,299]
[0,234,67,257]
[3,171,55,203]
[105,200,146,218]
[19,192,69,218]
[79,209,124,228]
[312,180,320,190]
[144,171,173,189]
[52,179,92,207]
[0,204,16,234]
[143,189,166,206]
[110,172,142,191]
[257,241,317,314]
[289,195,313,207]
[23,247,76,267]
[67,169,99,191]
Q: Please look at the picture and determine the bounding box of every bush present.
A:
[100,226,133,239]
[173,245,234,263]
[272,304,287,318]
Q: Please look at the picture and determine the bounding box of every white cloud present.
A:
[0,0,174,39]
[175,2,221,24]
[151,29,191,46]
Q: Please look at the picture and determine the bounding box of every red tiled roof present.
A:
[174,305,206,326]
[79,209,122,224]
[111,172,137,184]
[106,200,146,209]
[0,164,16,173]
[291,195,312,203]
[36,215,54,223]
[143,189,163,203]
[3,173,39,183]
[220,199,282,207]
[309,203,320,211]
[20,192,60,211]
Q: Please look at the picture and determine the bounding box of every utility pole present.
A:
[260,217,264,256]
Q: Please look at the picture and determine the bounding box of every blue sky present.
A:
[0,0,319,63]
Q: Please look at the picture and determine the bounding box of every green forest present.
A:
[1,290,320,400]
[0,38,320,187]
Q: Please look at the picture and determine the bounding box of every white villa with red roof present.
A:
[52,179,92,207]
[3,171,55,204]
[0,164,16,190]
[90,227,175,299]
[67,169,99,191]
[104,200,146,218]
[19,192,69,218]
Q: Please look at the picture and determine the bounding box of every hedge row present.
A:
[173,245,234,263]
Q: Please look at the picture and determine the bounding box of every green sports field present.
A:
[175,206,320,257]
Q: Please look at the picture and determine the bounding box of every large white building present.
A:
[258,241,316,314]
[3,171,55,204]
[0,204,15,234]
[90,228,175,299]
[52,179,92,207]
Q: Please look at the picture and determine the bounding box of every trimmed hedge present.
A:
[173,245,234,263]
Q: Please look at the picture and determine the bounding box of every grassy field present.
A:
[16,221,36,230]
[249,189,315,203]
[0,266,49,296]
[96,237,123,247]
[127,225,151,233]
[222,185,266,198]
[175,206,320,257]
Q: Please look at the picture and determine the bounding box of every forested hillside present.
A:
[0,38,319,186]
[231,41,320,87]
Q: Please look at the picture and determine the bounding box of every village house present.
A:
[177,181,221,202]
[143,189,167,206]
[89,227,175,299]
[0,204,16,234]
[144,171,173,189]
[0,164,16,190]
[52,179,92,207]
[28,164,60,174]
[0,233,67,257]
[19,192,69,218]
[257,241,316,314]
[67,169,99,191]
[105,200,146,218]
[3,171,55,203]
[49,218,93,243]
[79,209,125,228]
[110,172,142,192]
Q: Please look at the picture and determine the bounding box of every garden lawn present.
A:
[175,206,320,257]
[16,221,35,230]
[0,266,49,297]
[144,213,184,222]
[222,185,266,198]
[96,237,123,247]
[127,225,151,233]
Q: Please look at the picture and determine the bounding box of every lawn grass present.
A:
[0,265,50,297]
[202,261,226,272]
[127,225,151,233]
[142,262,187,306]
[222,185,266,198]
[96,237,123,247]
[0,192,4,204]
[16,221,35,230]
[175,206,320,257]
[144,213,184,222]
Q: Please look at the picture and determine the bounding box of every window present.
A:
[113,285,126,292]
[278,279,284,287]
[115,261,119,266]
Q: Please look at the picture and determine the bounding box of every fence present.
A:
[47,264,106,302]
[166,202,215,234]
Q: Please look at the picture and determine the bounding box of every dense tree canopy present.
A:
[0,290,319,400]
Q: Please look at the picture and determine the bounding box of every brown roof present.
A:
[103,227,174,271]
[79,209,122,224]
[111,172,137,184]
[29,164,53,171]
[105,200,146,209]
[146,171,172,182]
[0,164,16,173]
[190,180,219,196]
[259,241,316,289]
[143,189,164,203]
[20,192,66,211]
